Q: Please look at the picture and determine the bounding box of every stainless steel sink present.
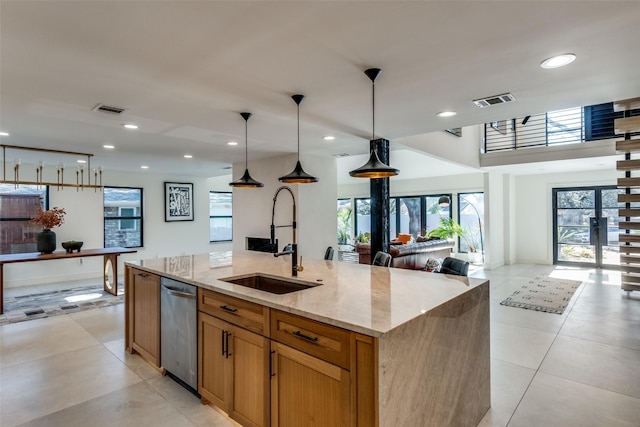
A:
[220,274,320,294]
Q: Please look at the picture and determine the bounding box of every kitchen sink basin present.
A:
[220,274,321,294]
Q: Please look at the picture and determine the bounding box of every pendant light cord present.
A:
[297,102,300,161]
[244,118,248,168]
[372,79,375,140]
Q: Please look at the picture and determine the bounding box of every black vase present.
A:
[37,229,57,254]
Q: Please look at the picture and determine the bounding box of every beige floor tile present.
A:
[0,312,70,332]
[0,345,142,427]
[540,335,640,399]
[0,317,99,368]
[561,309,640,350]
[509,372,640,427]
[478,359,536,427]
[102,338,162,381]
[16,382,195,427]
[490,302,568,334]
[570,290,640,322]
[147,376,239,426]
[68,304,125,343]
[490,321,557,370]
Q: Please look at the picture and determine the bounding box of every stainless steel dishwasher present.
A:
[160,277,198,394]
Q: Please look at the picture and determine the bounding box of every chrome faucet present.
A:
[271,186,302,276]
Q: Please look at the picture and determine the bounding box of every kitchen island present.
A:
[125,251,490,427]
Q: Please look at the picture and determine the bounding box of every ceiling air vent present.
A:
[92,104,127,115]
[472,93,516,108]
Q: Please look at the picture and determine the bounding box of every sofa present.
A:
[355,238,455,270]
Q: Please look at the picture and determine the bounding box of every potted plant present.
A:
[428,217,480,261]
[30,207,66,254]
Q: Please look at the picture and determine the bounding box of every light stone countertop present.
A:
[126,250,488,337]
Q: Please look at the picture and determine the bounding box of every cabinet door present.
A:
[200,312,270,427]
[131,270,160,366]
[199,312,231,413]
[271,341,351,427]
[229,326,270,427]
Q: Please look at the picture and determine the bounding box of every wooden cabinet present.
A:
[125,266,160,367]
[271,310,350,369]
[197,291,377,427]
[270,341,351,427]
[198,290,270,427]
[270,310,355,427]
[198,287,270,336]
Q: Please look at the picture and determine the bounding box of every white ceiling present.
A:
[1,1,639,181]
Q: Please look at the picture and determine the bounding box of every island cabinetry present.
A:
[125,266,160,367]
[198,289,270,427]
[270,310,355,427]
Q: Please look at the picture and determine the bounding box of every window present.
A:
[354,198,370,239]
[337,198,352,245]
[353,194,451,242]
[457,192,484,254]
[0,184,47,254]
[118,207,136,230]
[584,102,640,141]
[398,197,421,237]
[210,191,232,242]
[424,194,451,234]
[104,187,143,248]
[546,107,583,145]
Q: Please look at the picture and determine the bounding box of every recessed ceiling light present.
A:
[141,165,149,169]
[103,144,115,149]
[436,111,457,118]
[123,123,139,129]
[540,53,576,69]
[184,154,193,159]
[323,136,335,141]
[227,141,238,146]
[0,132,9,136]
[77,159,86,163]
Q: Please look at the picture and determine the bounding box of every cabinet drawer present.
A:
[198,288,269,336]
[271,310,350,369]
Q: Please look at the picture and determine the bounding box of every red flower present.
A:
[31,207,66,230]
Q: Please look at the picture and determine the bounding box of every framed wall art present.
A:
[165,182,194,222]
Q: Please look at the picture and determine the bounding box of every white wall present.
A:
[232,153,337,259]
[514,168,619,264]
[396,125,482,169]
[485,172,505,269]
[4,166,232,288]
[503,174,517,265]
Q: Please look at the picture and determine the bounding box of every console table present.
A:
[0,247,137,314]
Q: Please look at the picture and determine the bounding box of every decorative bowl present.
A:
[61,241,83,253]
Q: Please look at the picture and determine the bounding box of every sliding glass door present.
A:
[553,186,622,267]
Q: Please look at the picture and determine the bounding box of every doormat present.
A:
[500,276,582,315]
[0,284,124,326]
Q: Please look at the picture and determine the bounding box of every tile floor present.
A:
[1,264,640,426]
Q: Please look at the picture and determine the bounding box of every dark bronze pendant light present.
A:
[279,94,319,184]
[349,68,399,178]
[229,112,264,188]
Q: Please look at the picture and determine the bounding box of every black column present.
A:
[369,138,390,261]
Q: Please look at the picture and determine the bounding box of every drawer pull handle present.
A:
[221,330,227,356]
[292,330,319,343]
[220,305,238,314]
